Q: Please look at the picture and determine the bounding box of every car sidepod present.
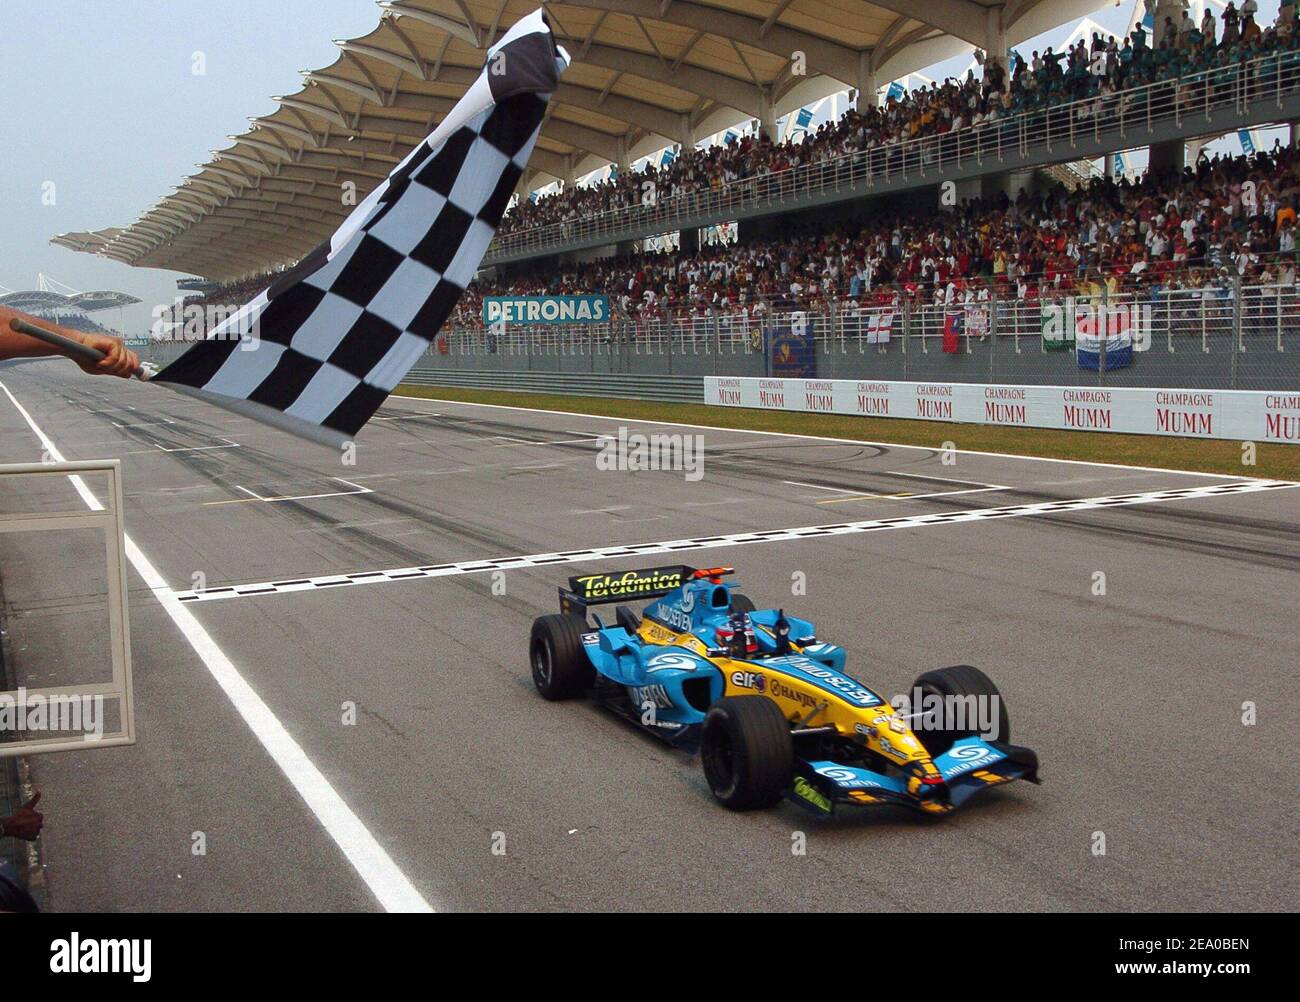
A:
[587,639,722,748]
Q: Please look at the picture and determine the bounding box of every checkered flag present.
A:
[154,10,569,447]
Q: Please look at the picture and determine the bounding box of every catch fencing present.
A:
[420,281,1300,391]
[136,280,1300,391]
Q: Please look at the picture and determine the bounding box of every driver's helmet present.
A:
[715,611,758,657]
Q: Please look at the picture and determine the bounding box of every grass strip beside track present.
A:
[394,385,1300,481]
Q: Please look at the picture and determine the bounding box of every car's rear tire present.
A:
[530,614,595,700]
[700,696,792,810]
[729,592,756,614]
[910,664,1010,756]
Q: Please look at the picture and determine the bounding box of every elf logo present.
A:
[50,933,151,982]
[730,671,766,692]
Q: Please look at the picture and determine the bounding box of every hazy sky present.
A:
[0,0,378,334]
[1,1,1280,336]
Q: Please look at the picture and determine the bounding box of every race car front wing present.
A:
[788,737,1042,816]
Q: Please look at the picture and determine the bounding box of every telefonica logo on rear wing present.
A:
[569,566,690,601]
[483,295,609,325]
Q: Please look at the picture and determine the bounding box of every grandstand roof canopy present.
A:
[0,289,141,313]
[53,0,1106,281]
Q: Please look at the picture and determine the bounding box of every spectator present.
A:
[411,146,1300,334]
[1223,2,1240,46]
[481,1,1296,242]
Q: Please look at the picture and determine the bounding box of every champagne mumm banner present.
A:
[154,11,569,447]
[705,376,1300,443]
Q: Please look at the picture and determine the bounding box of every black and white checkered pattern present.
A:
[169,479,1297,602]
[155,11,569,447]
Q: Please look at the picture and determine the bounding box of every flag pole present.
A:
[9,318,155,380]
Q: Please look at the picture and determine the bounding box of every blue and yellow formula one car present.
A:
[529,565,1040,815]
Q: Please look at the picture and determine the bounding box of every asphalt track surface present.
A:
[0,360,1296,912]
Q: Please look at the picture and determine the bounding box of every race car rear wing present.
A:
[558,565,734,615]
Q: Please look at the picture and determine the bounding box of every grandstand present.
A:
[0,275,140,336]
[49,1,1300,391]
[55,1,1298,273]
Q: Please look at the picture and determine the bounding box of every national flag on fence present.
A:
[152,11,568,447]
[1040,302,1074,350]
[864,310,894,344]
[942,312,962,353]
[1075,304,1134,371]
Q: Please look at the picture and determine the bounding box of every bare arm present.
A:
[0,306,140,378]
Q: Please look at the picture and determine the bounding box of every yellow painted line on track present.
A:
[815,492,912,504]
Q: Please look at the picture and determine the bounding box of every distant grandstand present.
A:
[46,0,1300,398]
[0,274,140,335]
[176,277,218,294]
[54,0,1220,282]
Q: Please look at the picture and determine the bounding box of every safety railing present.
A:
[486,47,1300,262]
[420,278,1300,390]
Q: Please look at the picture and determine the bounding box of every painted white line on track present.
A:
[170,478,1297,604]
[814,485,1008,505]
[395,392,1289,483]
[0,380,433,914]
[889,485,1008,501]
[884,470,1005,488]
[783,480,862,494]
[152,439,241,454]
[244,476,373,501]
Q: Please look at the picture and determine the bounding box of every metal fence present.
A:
[487,48,1300,262]
[135,279,1300,391]
[417,281,1300,390]
[0,460,136,757]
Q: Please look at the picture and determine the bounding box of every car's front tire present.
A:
[910,664,1010,756]
[700,696,792,809]
[530,614,595,700]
